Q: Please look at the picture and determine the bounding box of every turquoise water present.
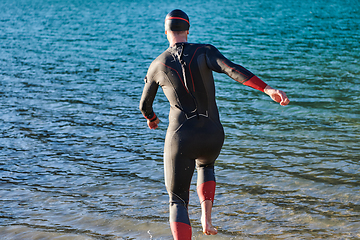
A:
[0,0,359,239]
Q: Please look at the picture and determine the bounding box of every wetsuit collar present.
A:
[171,42,188,48]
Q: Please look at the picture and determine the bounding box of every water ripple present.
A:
[1,0,359,239]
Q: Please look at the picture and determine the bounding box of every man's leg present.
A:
[164,149,195,240]
[196,164,218,235]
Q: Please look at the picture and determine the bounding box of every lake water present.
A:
[0,0,359,239]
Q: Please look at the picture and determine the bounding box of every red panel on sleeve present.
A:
[243,76,267,92]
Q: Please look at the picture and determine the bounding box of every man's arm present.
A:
[205,45,290,105]
[139,76,160,129]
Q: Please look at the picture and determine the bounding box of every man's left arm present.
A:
[205,45,290,106]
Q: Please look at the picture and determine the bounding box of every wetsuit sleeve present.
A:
[139,75,159,121]
[205,45,267,92]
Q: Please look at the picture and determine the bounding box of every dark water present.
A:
[1,0,359,239]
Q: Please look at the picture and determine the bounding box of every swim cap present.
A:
[165,9,190,31]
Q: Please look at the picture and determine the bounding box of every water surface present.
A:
[1,0,359,239]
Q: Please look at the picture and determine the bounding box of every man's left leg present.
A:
[196,164,218,235]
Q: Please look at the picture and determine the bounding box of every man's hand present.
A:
[147,118,160,129]
[264,85,290,106]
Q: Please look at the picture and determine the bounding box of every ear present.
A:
[165,31,168,35]
[186,30,189,35]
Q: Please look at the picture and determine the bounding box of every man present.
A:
[139,9,290,239]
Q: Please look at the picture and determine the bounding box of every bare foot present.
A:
[201,217,218,235]
[201,200,218,235]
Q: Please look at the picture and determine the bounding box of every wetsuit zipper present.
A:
[177,43,200,119]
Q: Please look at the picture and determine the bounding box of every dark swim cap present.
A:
[165,9,190,31]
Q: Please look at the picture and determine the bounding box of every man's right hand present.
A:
[147,118,160,129]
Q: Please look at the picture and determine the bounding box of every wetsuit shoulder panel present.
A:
[204,44,267,91]
[204,44,252,82]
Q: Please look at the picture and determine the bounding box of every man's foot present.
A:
[201,216,218,235]
[200,200,218,235]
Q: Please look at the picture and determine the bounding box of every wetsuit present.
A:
[139,43,267,239]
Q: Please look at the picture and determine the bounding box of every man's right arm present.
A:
[139,75,160,129]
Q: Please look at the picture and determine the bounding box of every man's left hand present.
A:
[264,85,290,106]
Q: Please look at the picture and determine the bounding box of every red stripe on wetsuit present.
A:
[188,47,202,92]
[243,75,267,92]
[197,181,216,203]
[170,222,192,240]
[221,60,267,92]
[159,62,189,93]
[144,111,157,122]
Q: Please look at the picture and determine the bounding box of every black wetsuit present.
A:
[139,42,266,238]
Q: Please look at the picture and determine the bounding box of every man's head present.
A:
[165,9,190,32]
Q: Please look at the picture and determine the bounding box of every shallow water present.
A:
[0,0,359,239]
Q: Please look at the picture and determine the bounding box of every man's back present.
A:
[141,42,258,131]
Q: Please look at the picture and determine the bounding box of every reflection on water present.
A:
[0,0,359,239]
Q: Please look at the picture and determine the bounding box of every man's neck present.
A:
[169,37,187,47]
[167,31,188,47]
